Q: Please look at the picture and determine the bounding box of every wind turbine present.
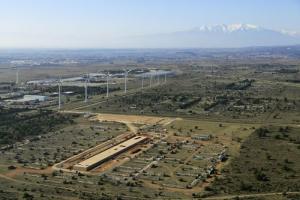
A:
[124,70,127,93]
[15,67,19,85]
[140,70,145,90]
[141,74,144,89]
[84,73,89,103]
[106,72,110,98]
[150,74,152,87]
[164,73,167,83]
[58,78,62,110]
[124,69,131,93]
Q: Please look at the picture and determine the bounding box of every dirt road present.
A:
[203,191,300,200]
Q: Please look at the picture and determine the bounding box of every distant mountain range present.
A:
[116,24,300,48]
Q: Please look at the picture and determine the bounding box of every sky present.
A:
[0,0,299,48]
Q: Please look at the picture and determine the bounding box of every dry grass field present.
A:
[0,55,300,199]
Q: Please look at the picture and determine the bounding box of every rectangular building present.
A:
[73,136,147,171]
[191,134,212,141]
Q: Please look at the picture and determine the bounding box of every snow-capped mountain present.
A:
[116,24,300,48]
[196,24,262,32]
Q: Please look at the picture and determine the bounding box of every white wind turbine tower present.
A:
[141,74,144,89]
[164,73,167,83]
[106,72,110,98]
[84,73,89,103]
[58,78,62,110]
[124,69,131,94]
[150,73,152,87]
[156,70,160,85]
[15,67,19,85]
[140,70,144,90]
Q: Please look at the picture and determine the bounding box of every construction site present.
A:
[54,132,149,173]
[52,113,176,174]
[45,111,231,194]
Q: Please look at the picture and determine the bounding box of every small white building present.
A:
[191,134,212,141]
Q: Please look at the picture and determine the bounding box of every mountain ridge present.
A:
[116,24,300,48]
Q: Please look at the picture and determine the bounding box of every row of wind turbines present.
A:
[58,69,168,110]
[9,66,168,110]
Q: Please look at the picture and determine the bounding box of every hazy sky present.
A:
[0,0,299,48]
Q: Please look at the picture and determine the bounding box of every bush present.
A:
[254,170,269,181]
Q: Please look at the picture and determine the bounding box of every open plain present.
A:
[0,47,300,199]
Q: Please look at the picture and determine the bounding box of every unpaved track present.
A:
[171,146,202,177]
[91,113,177,126]
[203,191,300,199]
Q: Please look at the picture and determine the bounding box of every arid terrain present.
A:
[0,47,300,199]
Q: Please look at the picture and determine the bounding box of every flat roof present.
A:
[74,136,147,169]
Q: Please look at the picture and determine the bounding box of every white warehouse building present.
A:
[5,95,48,105]
[23,95,48,102]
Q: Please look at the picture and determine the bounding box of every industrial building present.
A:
[73,136,147,171]
[5,95,48,104]
[23,95,48,102]
[191,134,212,141]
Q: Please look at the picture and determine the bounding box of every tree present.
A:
[257,128,269,138]
[23,192,34,200]
[254,170,269,181]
